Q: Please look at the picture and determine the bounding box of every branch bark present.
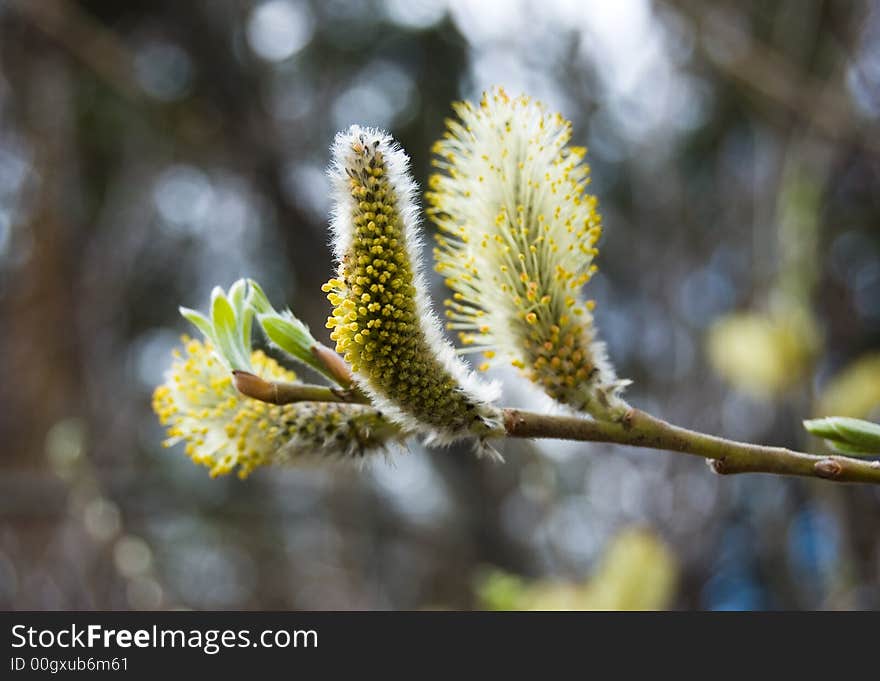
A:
[503,408,880,484]
[232,371,368,406]
[231,379,880,484]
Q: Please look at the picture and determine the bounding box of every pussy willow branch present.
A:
[232,371,367,405]
[503,408,880,485]
[234,377,880,485]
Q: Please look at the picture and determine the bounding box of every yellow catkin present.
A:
[153,337,397,477]
[426,88,627,416]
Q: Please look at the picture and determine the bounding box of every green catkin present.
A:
[324,125,501,448]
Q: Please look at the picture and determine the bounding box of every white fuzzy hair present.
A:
[327,125,502,449]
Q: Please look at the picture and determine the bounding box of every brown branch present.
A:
[503,408,880,485]
[231,378,880,485]
[311,343,355,389]
[231,371,369,406]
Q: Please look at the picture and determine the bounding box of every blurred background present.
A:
[1,0,879,610]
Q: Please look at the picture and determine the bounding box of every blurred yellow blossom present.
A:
[707,309,820,399]
[478,528,678,611]
[817,353,880,420]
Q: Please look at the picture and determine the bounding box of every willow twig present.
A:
[503,408,880,485]
[231,374,880,484]
[310,344,355,389]
[231,371,369,406]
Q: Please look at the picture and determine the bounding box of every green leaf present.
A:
[828,417,880,451]
[227,278,248,316]
[211,287,248,370]
[246,278,273,315]
[804,416,880,457]
[179,307,215,345]
[803,417,840,441]
[259,312,321,372]
[227,279,255,352]
[828,441,879,458]
[177,278,331,378]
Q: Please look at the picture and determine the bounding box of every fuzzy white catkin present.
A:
[323,125,502,450]
[427,88,628,418]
